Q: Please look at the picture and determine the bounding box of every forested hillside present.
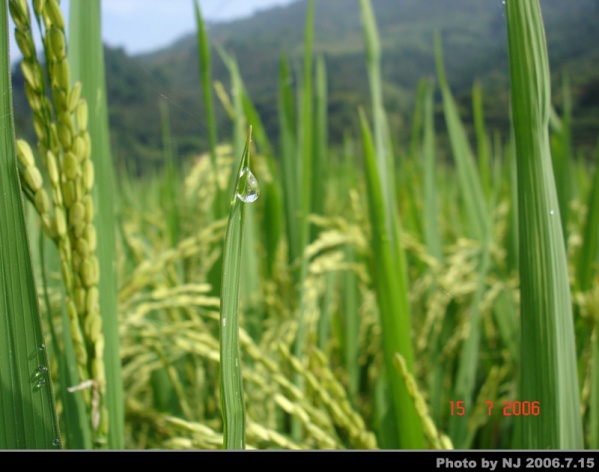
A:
[11,0,599,172]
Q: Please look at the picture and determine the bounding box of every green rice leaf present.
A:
[69,0,124,449]
[194,0,224,217]
[359,108,424,449]
[590,328,599,449]
[549,78,574,243]
[218,50,260,302]
[278,54,300,270]
[300,0,315,251]
[0,1,60,449]
[238,73,282,280]
[576,149,599,292]
[220,128,255,449]
[435,35,488,241]
[311,55,327,240]
[506,0,583,449]
[422,79,442,261]
[360,0,396,228]
[472,81,491,200]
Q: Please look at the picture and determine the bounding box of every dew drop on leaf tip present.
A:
[236,167,260,203]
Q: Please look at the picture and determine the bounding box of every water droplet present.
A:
[35,378,46,389]
[550,209,555,215]
[235,359,238,367]
[52,438,61,448]
[236,167,260,203]
[39,344,46,351]
[222,317,227,328]
[33,365,49,380]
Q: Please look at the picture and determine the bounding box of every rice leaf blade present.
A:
[435,35,488,242]
[472,81,491,200]
[220,129,254,450]
[506,0,583,449]
[359,108,424,449]
[360,0,396,213]
[422,79,442,261]
[0,1,59,448]
[590,328,599,449]
[278,53,300,270]
[194,0,225,217]
[68,0,124,449]
[577,151,599,292]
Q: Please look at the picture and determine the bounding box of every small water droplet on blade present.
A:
[236,167,260,203]
[222,317,227,328]
[550,209,555,215]
[52,438,60,448]
[38,365,48,373]
[39,344,46,351]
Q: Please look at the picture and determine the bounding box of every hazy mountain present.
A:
[11,0,599,172]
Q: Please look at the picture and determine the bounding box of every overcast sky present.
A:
[9,0,298,61]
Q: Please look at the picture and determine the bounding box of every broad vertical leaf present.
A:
[506,0,583,449]
[69,0,124,449]
[0,0,59,449]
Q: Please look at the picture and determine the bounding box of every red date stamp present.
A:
[450,400,540,416]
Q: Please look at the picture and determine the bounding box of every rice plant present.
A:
[2,0,597,450]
